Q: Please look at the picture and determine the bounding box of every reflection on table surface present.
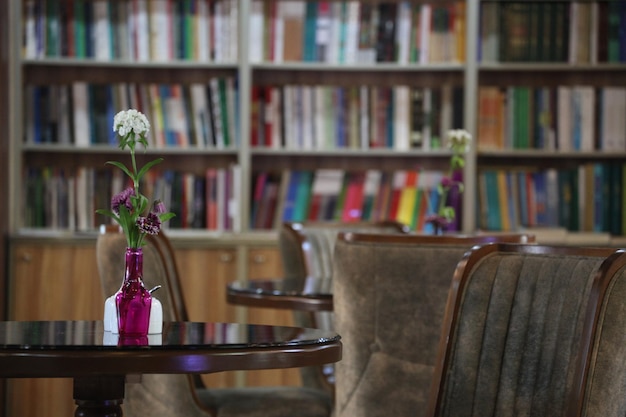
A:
[0,320,340,349]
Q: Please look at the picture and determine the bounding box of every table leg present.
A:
[73,375,125,417]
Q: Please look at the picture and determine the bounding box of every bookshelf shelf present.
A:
[23,58,239,69]
[251,62,466,72]
[479,63,626,71]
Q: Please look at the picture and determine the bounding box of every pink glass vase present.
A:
[116,247,152,336]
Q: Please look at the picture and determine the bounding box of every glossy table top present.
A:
[0,320,342,378]
[227,277,334,312]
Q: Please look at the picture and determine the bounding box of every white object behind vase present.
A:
[103,295,163,334]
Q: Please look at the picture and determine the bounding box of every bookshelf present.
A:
[7,0,626,255]
[474,0,626,238]
[7,0,476,242]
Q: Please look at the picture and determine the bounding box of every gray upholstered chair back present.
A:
[278,221,410,393]
[428,243,622,417]
[332,233,535,417]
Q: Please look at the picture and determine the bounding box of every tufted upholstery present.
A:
[96,226,333,417]
[428,243,624,417]
[332,233,535,417]
[278,221,410,393]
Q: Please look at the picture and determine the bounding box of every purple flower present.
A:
[152,200,166,215]
[440,176,454,188]
[136,212,162,235]
[111,188,135,215]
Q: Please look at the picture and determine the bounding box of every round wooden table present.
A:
[0,320,342,417]
[227,277,334,312]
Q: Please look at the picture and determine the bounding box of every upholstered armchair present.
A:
[96,226,333,417]
[332,233,535,417]
[427,243,625,417]
[278,220,410,394]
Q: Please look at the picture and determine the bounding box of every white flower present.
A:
[113,109,150,138]
[447,129,472,153]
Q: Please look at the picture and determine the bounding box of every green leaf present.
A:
[441,206,456,221]
[106,161,134,180]
[135,194,149,215]
[137,158,163,182]
[159,212,176,222]
[95,209,120,222]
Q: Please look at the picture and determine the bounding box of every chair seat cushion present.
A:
[339,351,432,417]
[196,386,333,417]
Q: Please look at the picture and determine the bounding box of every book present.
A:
[393,85,411,150]
[360,169,381,221]
[344,1,360,64]
[292,170,314,221]
[93,0,112,60]
[281,170,302,221]
[394,1,412,64]
[279,0,305,61]
[599,87,626,151]
[189,83,213,147]
[356,2,376,63]
[148,0,172,61]
[387,171,406,221]
[250,171,268,227]
[340,171,366,222]
[307,169,344,221]
[483,170,502,230]
[255,174,280,229]
[72,82,91,147]
[162,84,190,147]
[395,170,418,228]
[375,2,397,62]
[147,83,167,147]
[88,84,115,145]
[477,87,504,150]
[499,2,531,62]
[208,77,225,148]
[418,3,431,63]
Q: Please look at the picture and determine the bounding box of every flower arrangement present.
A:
[96,109,174,248]
[425,129,472,234]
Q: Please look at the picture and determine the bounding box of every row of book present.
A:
[477,163,626,236]
[249,0,465,64]
[477,85,626,152]
[23,0,238,62]
[25,78,239,148]
[480,1,626,63]
[250,168,460,233]
[23,165,241,232]
[251,84,464,151]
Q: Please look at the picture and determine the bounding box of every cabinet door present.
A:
[7,241,102,417]
[244,248,302,387]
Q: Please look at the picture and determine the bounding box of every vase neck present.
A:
[124,247,143,283]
